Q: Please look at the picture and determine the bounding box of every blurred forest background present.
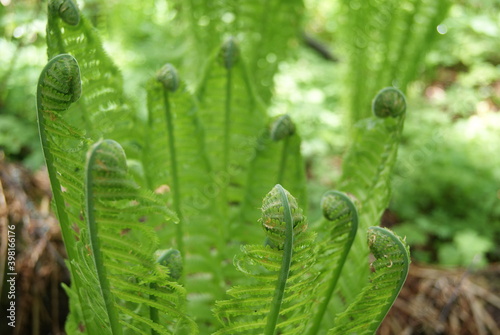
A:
[0,0,499,334]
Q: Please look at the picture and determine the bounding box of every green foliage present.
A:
[391,93,500,266]
[328,227,410,335]
[34,0,416,334]
[337,0,452,128]
[332,87,407,315]
[85,139,195,335]
[213,185,316,335]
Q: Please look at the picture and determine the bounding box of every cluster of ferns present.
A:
[34,0,420,334]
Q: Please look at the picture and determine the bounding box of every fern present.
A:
[36,53,105,334]
[332,87,407,315]
[338,0,452,126]
[197,38,267,217]
[37,2,417,334]
[306,191,358,335]
[85,139,195,335]
[214,185,317,335]
[145,62,224,329]
[46,0,136,157]
[173,0,303,103]
[328,227,410,334]
[240,114,307,228]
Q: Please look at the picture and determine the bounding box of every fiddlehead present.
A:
[270,114,295,141]
[214,185,317,335]
[157,64,179,92]
[328,227,410,334]
[372,87,406,118]
[156,249,183,281]
[49,0,80,26]
[260,184,306,249]
[219,37,239,69]
[38,54,81,112]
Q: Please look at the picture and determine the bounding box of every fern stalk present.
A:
[159,72,185,268]
[264,184,294,335]
[85,141,124,335]
[222,38,236,226]
[276,137,290,185]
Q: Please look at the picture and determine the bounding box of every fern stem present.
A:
[85,140,123,335]
[223,61,232,220]
[276,137,290,185]
[264,184,294,335]
[162,89,185,278]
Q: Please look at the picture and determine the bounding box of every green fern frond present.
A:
[328,227,410,335]
[46,0,136,155]
[213,185,317,335]
[240,115,307,232]
[37,54,108,334]
[334,87,406,311]
[145,62,233,328]
[145,64,212,256]
[338,0,451,125]
[233,0,304,103]
[306,191,358,335]
[85,139,195,335]
[174,0,303,102]
[197,38,267,215]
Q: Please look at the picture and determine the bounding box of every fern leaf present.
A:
[328,227,410,335]
[173,0,303,102]
[145,64,212,258]
[306,191,358,335]
[37,54,109,334]
[213,185,318,335]
[338,0,451,125]
[145,63,230,329]
[197,38,267,216]
[46,0,137,156]
[85,139,196,335]
[240,115,307,232]
[334,88,406,312]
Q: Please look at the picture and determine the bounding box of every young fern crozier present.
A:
[328,227,410,334]
[214,185,318,335]
[306,191,358,335]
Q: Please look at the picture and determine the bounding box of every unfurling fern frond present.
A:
[240,114,307,229]
[85,139,196,335]
[328,227,410,335]
[197,38,267,215]
[306,191,358,335]
[213,185,317,335]
[46,0,136,155]
[338,0,451,125]
[37,54,112,334]
[335,87,406,311]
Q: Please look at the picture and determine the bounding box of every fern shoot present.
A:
[214,185,317,335]
[335,87,407,313]
[84,139,195,335]
[156,64,185,269]
[85,140,123,335]
[306,191,358,335]
[328,227,410,334]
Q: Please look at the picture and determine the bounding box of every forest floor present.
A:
[1,155,499,335]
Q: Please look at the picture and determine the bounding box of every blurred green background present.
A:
[1,0,499,268]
